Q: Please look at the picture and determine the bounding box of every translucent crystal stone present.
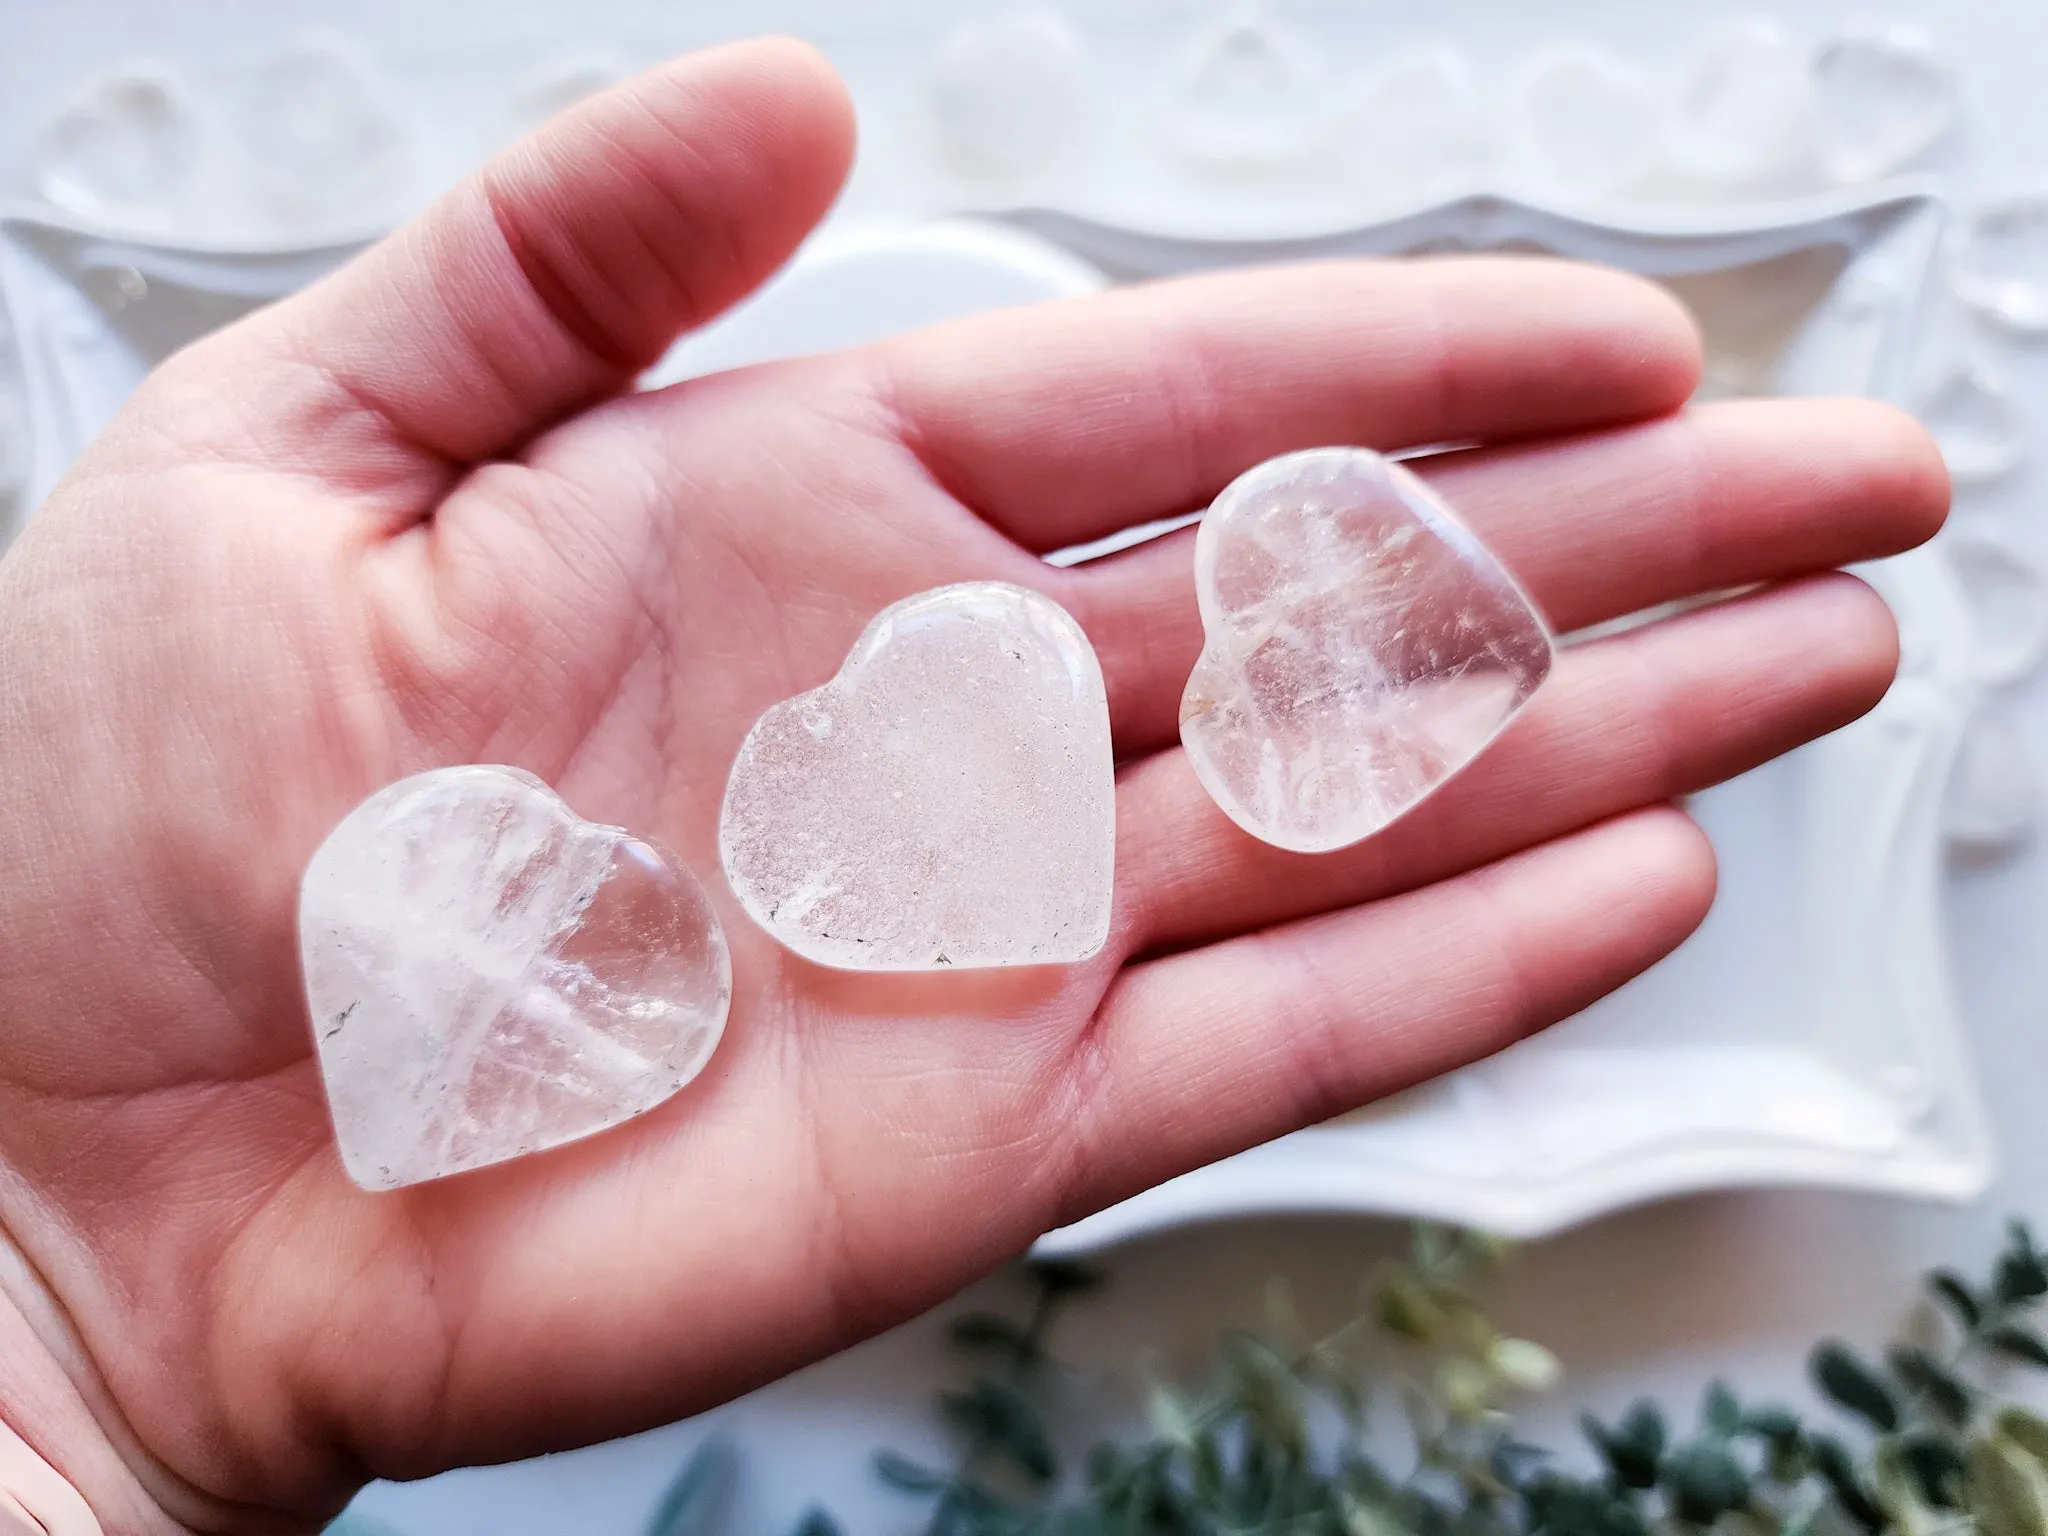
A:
[720,582,1114,970]
[1951,194,2048,336]
[1948,535,2048,686]
[1510,47,1659,198]
[927,12,1087,180]
[1920,365,2024,484]
[300,766,730,1191]
[1339,48,1485,204]
[1181,448,1553,854]
[1161,9,1329,173]
[1945,705,2040,855]
[236,37,413,232]
[1667,21,1815,185]
[34,69,197,228]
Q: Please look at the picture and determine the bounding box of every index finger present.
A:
[871,256,1703,553]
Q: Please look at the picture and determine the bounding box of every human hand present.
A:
[0,37,1945,1534]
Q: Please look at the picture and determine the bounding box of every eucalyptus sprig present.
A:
[644,1219,2048,1536]
[348,1218,2048,1536]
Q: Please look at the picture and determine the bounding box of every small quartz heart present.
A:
[300,766,731,1191]
[1181,447,1554,854]
[720,582,1114,970]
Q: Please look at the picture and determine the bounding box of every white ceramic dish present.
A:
[1029,186,1997,1249]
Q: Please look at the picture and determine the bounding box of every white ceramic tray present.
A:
[1030,186,1998,1248]
[0,183,1997,1250]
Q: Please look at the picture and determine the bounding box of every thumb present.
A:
[211,37,855,473]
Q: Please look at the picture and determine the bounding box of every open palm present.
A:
[0,40,1945,1534]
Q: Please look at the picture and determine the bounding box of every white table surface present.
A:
[4,3,2048,1534]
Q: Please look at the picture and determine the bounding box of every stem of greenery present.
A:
[617,1220,2048,1536]
[710,1220,2048,1536]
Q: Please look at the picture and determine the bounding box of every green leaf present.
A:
[1779,1495,1828,1536]
[1873,1439,1945,1536]
[1025,1259,1104,1297]
[941,1379,1058,1482]
[948,1312,1041,1363]
[1702,1381,1742,1438]
[1886,1344,1974,1426]
[1998,1408,2048,1469]
[1740,1405,1803,1447]
[1493,1439,1554,1490]
[1143,1381,1200,1449]
[789,1508,845,1536]
[1899,1434,1968,1509]
[1999,1225,2048,1306]
[1930,1269,1985,1331]
[1621,1402,1669,1460]
[940,1476,1018,1535]
[1581,1408,1660,1492]
[1660,1440,1751,1525]
[1525,1475,1652,1536]
[875,1450,948,1494]
[648,1440,738,1536]
[1437,1356,1495,1419]
[1488,1337,1563,1394]
[1374,1272,1444,1345]
[1221,1332,1309,1460]
[1971,1433,2048,1536]
[1990,1326,2048,1369]
[1811,1342,1900,1432]
[1338,1487,1417,1536]
[1812,1432,1885,1533]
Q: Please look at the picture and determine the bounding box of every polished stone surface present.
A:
[720,582,1114,970]
[300,766,730,1191]
[1181,447,1553,853]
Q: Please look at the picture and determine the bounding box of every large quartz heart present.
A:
[299,766,731,1191]
[1180,447,1554,853]
[720,582,1114,970]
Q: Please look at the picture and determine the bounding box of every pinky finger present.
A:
[1051,807,1717,1228]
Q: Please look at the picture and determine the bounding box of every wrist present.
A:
[1,1415,102,1534]
[0,1227,192,1536]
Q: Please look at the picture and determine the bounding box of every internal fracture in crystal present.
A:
[300,766,731,1191]
[1180,447,1553,853]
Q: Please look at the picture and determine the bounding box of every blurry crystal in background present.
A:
[1920,365,2025,484]
[927,11,1086,181]
[507,48,629,136]
[1945,705,2041,856]
[1812,29,1957,183]
[1948,534,2048,686]
[1338,48,1485,206]
[1668,21,1817,186]
[1952,192,2048,335]
[33,68,198,230]
[236,35,414,234]
[1160,6,1329,174]
[77,263,148,315]
[1509,47,1660,199]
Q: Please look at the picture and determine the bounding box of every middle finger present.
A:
[1061,395,1946,756]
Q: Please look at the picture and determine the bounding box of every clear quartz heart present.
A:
[1180,447,1554,854]
[720,582,1114,970]
[299,766,731,1191]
